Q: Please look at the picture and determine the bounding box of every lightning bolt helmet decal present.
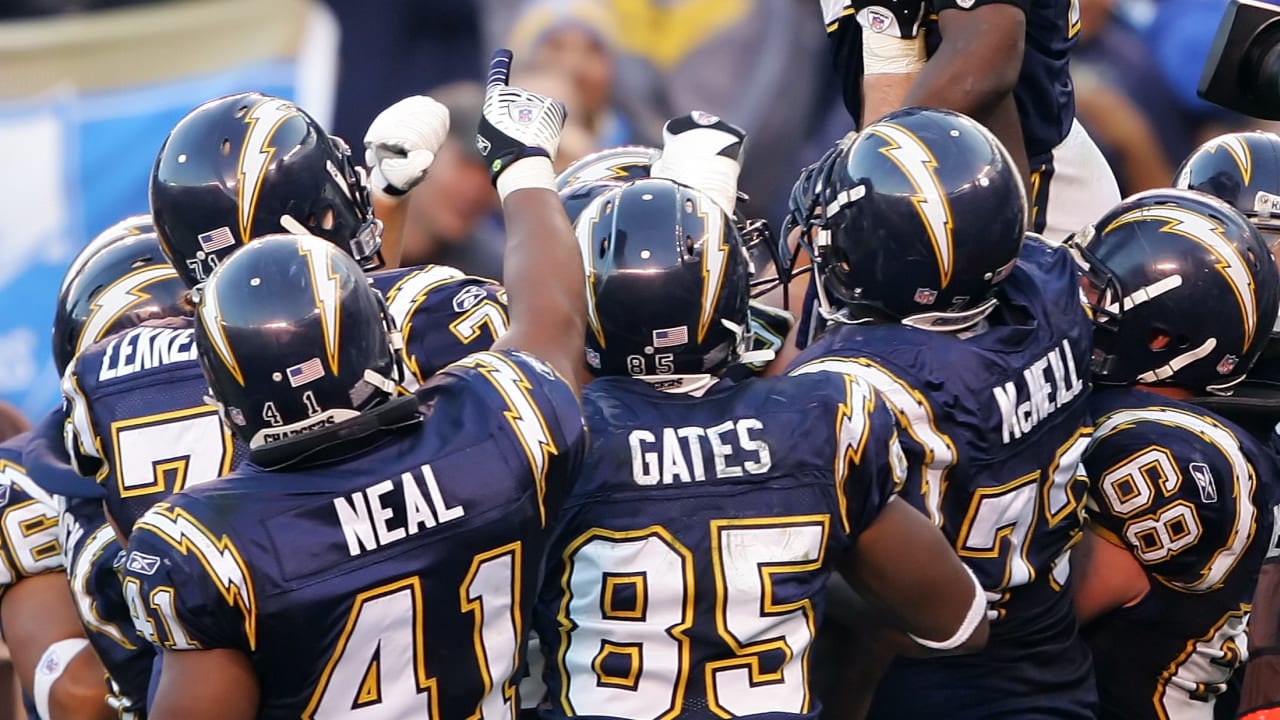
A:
[1107,205,1259,345]
[237,98,298,243]
[867,122,955,286]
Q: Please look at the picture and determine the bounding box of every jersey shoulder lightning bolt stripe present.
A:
[371,264,509,388]
[533,368,904,720]
[1082,386,1279,720]
[122,348,585,719]
[60,315,247,535]
[792,239,1099,719]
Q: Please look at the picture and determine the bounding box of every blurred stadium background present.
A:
[0,0,1273,423]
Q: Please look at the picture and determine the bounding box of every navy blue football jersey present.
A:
[0,433,63,600]
[22,411,153,717]
[123,351,584,719]
[821,0,1078,160]
[372,264,508,388]
[1082,387,1279,720]
[60,316,245,535]
[0,430,73,720]
[534,370,907,719]
[790,239,1097,718]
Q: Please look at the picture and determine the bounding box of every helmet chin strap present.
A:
[723,318,776,366]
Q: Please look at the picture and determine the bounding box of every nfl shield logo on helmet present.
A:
[229,407,246,426]
[913,288,938,305]
[1217,355,1239,375]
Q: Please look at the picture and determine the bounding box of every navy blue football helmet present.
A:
[579,178,760,378]
[151,92,380,288]
[555,145,662,191]
[560,180,625,225]
[1068,189,1279,394]
[194,234,413,468]
[557,144,782,298]
[52,217,187,375]
[1176,131,1280,242]
[806,107,1026,331]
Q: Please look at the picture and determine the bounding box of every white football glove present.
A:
[476,49,568,199]
[651,111,746,215]
[364,95,450,196]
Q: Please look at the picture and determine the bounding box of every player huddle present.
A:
[1,45,1280,720]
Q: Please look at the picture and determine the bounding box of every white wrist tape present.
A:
[34,637,90,720]
[651,154,740,217]
[496,156,557,204]
[863,30,927,75]
[908,563,986,650]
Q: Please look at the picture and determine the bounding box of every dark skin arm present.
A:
[826,499,989,715]
[842,498,989,650]
[489,185,587,396]
[149,649,259,720]
[862,5,1031,180]
[2,573,113,720]
[905,5,1030,178]
[372,191,407,270]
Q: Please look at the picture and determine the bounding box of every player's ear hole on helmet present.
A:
[684,234,695,257]
[221,138,232,157]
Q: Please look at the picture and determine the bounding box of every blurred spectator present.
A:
[1144,0,1253,148]
[399,82,505,279]
[0,401,28,443]
[482,0,831,221]
[509,0,639,151]
[514,69,595,171]
[1072,0,1178,194]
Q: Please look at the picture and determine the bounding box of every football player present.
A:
[1175,136,1280,719]
[533,168,987,719]
[555,138,794,378]
[1065,189,1280,720]
[123,51,587,719]
[9,217,191,719]
[0,433,109,720]
[821,0,1120,242]
[1174,131,1280,438]
[52,87,511,542]
[787,107,1097,718]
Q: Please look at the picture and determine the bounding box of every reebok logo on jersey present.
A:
[453,285,487,312]
[126,551,161,576]
[1190,462,1218,503]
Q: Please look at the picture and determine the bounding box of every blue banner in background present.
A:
[0,61,299,420]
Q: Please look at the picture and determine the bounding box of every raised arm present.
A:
[475,50,586,395]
